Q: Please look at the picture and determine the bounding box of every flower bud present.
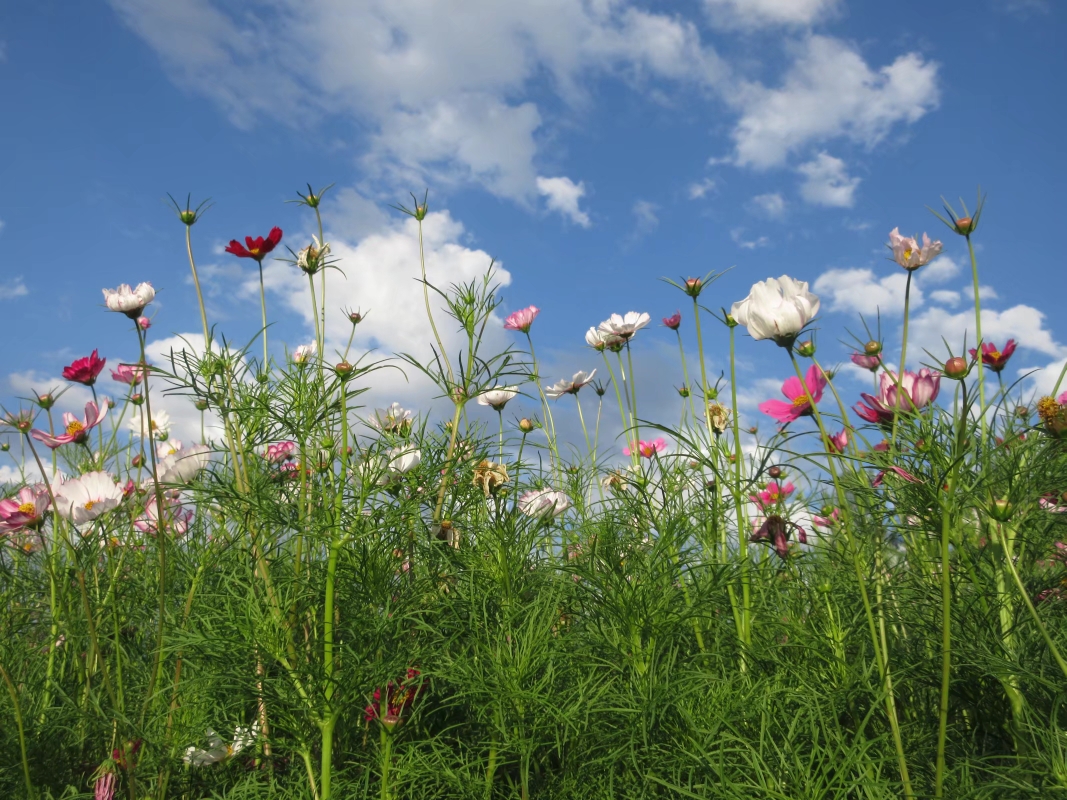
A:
[816,581,832,595]
[1015,405,1029,418]
[335,361,354,379]
[194,399,209,411]
[864,340,882,356]
[768,465,782,479]
[954,217,976,236]
[706,386,718,401]
[705,478,717,491]
[677,385,690,398]
[989,497,1014,522]
[132,454,144,468]
[518,418,535,434]
[795,340,816,358]
[747,426,758,434]
[348,310,363,324]
[106,397,116,409]
[131,393,145,406]
[944,356,968,380]
[137,316,151,331]
[683,277,703,297]
[36,393,56,410]
[256,372,269,384]
[724,313,738,329]
[0,442,9,452]
[178,209,198,225]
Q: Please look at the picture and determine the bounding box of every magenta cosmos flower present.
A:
[134,495,193,537]
[850,352,881,371]
[30,401,107,449]
[225,227,283,261]
[264,441,297,464]
[759,365,826,423]
[503,306,540,333]
[969,339,1016,373]
[750,481,795,509]
[825,429,849,454]
[623,438,667,458]
[0,485,50,533]
[63,350,106,386]
[662,311,681,330]
[854,369,941,425]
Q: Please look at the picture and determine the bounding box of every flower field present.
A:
[2,187,1067,800]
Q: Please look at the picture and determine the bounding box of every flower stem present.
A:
[185,225,210,347]
[258,261,269,370]
[417,217,454,390]
[889,270,914,451]
[967,235,988,444]
[727,324,751,657]
[0,660,35,800]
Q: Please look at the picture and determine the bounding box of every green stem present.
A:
[676,329,698,425]
[1002,524,1067,682]
[258,261,269,369]
[967,235,988,445]
[0,660,35,800]
[185,225,210,347]
[727,325,751,657]
[380,728,393,800]
[889,270,914,451]
[417,217,454,389]
[600,353,635,469]
[626,343,640,445]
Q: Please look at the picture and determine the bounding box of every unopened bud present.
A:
[194,399,209,411]
[132,454,144,468]
[335,361,353,379]
[989,497,1014,522]
[106,398,116,409]
[768,465,782,479]
[178,209,197,225]
[137,316,151,331]
[724,313,738,329]
[954,217,975,236]
[796,340,816,358]
[677,385,690,398]
[518,418,535,434]
[1015,405,1029,418]
[348,310,363,324]
[706,386,718,401]
[0,442,9,452]
[945,356,968,380]
[36,394,56,410]
[864,340,882,356]
[683,277,703,297]
[131,393,145,406]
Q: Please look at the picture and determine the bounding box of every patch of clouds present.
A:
[796,152,859,207]
[749,192,786,218]
[908,304,1066,362]
[703,0,841,29]
[630,200,660,237]
[929,290,960,307]
[919,254,961,284]
[1,276,28,300]
[814,267,916,317]
[730,228,770,250]
[688,178,717,199]
[537,176,592,227]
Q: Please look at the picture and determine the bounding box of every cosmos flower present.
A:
[472,460,509,497]
[365,669,424,731]
[888,228,942,270]
[296,236,330,275]
[662,311,682,330]
[854,369,940,425]
[476,386,519,411]
[598,312,651,342]
[63,350,106,386]
[850,352,881,371]
[812,508,841,528]
[545,370,597,399]
[225,228,283,261]
[622,438,667,458]
[750,515,806,559]
[518,488,572,518]
[102,283,155,318]
[30,401,108,449]
[53,472,124,525]
[503,306,540,333]
[133,495,193,536]
[969,339,1017,373]
[264,441,297,464]
[758,365,826,424]
[127,407,171,440]
[730,276,819,347]
[0,485,50,532]
[292,342,317,364]
[386,445,421,474]
[154,442,211,485]
[371,403,414,435]
[750,481,795,509]
[110,363,146,386]
[183,724,259,766]
[825,429,849,454]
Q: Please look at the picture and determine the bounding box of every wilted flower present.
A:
[371,403,414,435]
[503,305,540,333]
[871,466,922,487]
[225,228,283,261]
[127,407,171,440]
[183,724,259,766]
[663,311,682,330]
[969,339,1016,373]
[30,401,108,449]
[545,370,597,399]
[63,350,106,386]
[750,515,805,559]
[476,386,519,411]
[53,472,124,525]
[94,772,117,800]
[518,488,572,519]
[707,402,731,434]
[623,438,667,458]
[102,282,155,318]
[365,669,424,731]
[111,363,146,385]
[598,312,651,342]
[0,485,50,533]
[759,365,826,424]
[472,460,509,497]
[850,352,881,371]
[730,276,819,347]
[296,236,330,275]
[386,445,421,474]
[888,228,942,270]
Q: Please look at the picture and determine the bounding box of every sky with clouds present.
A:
[0,0,1064,453]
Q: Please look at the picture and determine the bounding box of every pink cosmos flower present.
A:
[968,339,1016,373]
[518,489,572,518]
[812,508,841,528]
[758,364,826,423]
[134,495,193,537]
[1040,497,1067,513]
[94,772,117,800]
[111,363,146,386]
[53,471,124,525]
[663,311,682,330]
[750,515,806,559]
[0,485,50,533]
[30,401,107,449]
[888,228,942,270]
[504,306,540,333]
[623,438,667,458]
[826,429,848,454]
[265,441,297,464]
[850,352,881,371]
[750,481,795,509]
[1059,391,1067,405]
[854,369,940,425]
[137,316,151,331]
[871,466,921,487]
[63,350,106,386]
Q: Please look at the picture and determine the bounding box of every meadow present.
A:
[2,186,1067,800]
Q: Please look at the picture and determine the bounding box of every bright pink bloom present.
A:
[0,485,50,533]
[111,363,145,386]
[265,441,297,464]
[1040,497,1067,513]
[812,508,840,528]
[662,311,681,330]
[623,438,667,458]
[225,227,283,261]
[968,339,1016,373]
[759,365,826,423]
[850,352,881,371]
[826,429,848,453]
[1058,391,1067,405]
[854,369,940,425]
[63,350,106,386]
[365,668,424,730]
[872,466,921,487]
[29,401,107,449]
[503,305,540,333]
[750,481,795,509]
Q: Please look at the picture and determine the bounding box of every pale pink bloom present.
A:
[1058,391,1067,405]
[731,276,819,345]
[292,342,317,364]
[598,312,650,341]
[900,368,941,408]
[826,429,848,453]
[750,481,795,509]
[888,228,942,270]
[1040,497,1067,513]
[476,386,519,411]
[111,363,146,385]
[813,508,841,529]
[0,485,50,533]
[30,401,108,449]
[95,772,117,800]
[54,471,124,525]
[504,306,540,333]
[855,369,940,425]
[623,437,667,458]
[518,488,572,519]
[850,352,881,371]
[662,311,681,330]
[103,282,155,318]
[265,441,297,464]
[155,443,211,485]
[545,370,597,399]
[134,495,193,536]
[758,365,826,423]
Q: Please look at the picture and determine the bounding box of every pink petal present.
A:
[759,399,799,423]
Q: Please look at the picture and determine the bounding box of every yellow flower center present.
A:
[988,350,1000,360]
[84,500,96,511]
[18,502,35,515]
[792,395,809,408]
[66,420,85,436]
[902,247,914,261]
[249,247,261,256]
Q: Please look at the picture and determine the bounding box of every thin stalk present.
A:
[0,660,35,800]
[675,329,698,424]
[525,332,559,470]
[626,343,640,445]
[257,261,269,369]
[727,325,751,656]
[380,728,393,800]
[185,225,210,346]
[600,352,635,469]
[308,273,322,364]
[889,270,914,450]
[1002,523,1067,681]
[966,235,988,444]
[417,217,454,389]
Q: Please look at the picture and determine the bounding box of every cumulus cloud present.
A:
[920,254,961,284]
[796,152,860,207]
[750,192,786,217]
[729,35,939,169]
[704,0,840,28]
[908,304,1066,361]
[929,290,960,307]
[814,268,917,317]
[537,176,592,227]
[0,276,28,300]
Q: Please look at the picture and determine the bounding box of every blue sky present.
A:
[1,0,1065,454]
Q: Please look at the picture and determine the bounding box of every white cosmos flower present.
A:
[730,276,820,346]
[183,723,259,767]
[155,443,212,485]
[370,402,414,435]
[102,282,155,318]
[292,342,317,363]
[386,445,421,474]
[598,312,651,341]
[545,370,597,399]
[476,386,519,411]
[127,407,171,440]
[54,471,124,525]
[518,488,572,519]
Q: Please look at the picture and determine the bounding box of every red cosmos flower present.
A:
[63,350,106,386]
[29,401,107,449]
[225,227,283,261]
[662,311,682,330]
[365,668,424,731]
[969,339,1016,373]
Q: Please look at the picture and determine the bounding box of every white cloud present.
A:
[730,228,770,250]
[909,304,1066,361]
[919,254,960,284]
[704,0,840,29]
[1025,357,1066,398]
[537,176,591,227]
[750,192,786,217]
[729,35,939,169]
[688,178,716,199]
[963,283,998,301]
[796,152,859,207]
[814,267,919,317]
[631,200,659,235]
[0,276,27,300]
[929,290,960,307]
